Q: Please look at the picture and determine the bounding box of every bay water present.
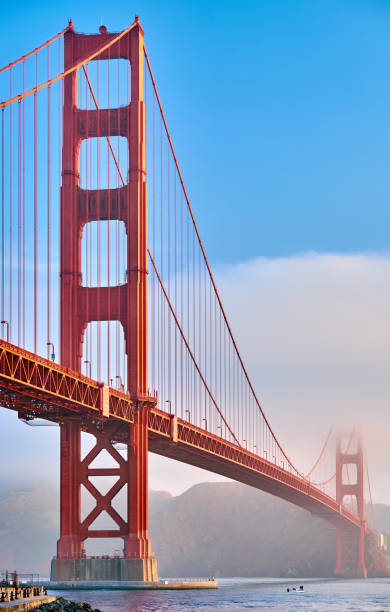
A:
[49,577,390,611]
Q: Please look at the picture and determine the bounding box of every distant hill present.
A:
[0,485,58,573]
[149,482,336,577]
[0,480,388,577]
[371,504,390,534]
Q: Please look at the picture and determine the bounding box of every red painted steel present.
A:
[0,22,138,108]
[0,339,100,417]
[80,422,130,540]
[58,17,154,561]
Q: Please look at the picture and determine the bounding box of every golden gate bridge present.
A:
[0,16,376,582]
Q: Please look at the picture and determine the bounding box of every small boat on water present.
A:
[286,585,304,593]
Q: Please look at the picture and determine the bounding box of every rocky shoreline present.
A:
[32,598,101,612]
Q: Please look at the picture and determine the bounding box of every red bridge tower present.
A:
[334,433,367,578]
[51,17,158,582]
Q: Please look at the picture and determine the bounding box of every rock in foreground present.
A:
[33,597,101,612]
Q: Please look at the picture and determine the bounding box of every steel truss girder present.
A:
[0,340,373,541]
[0,339,152,423]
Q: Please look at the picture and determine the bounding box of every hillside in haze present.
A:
[0,481,388,577]
[0,485,58,573]
[149,482,336,577]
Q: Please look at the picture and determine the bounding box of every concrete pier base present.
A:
[50,557,158,582]
[334,567,368,579]
[48,579,218,590]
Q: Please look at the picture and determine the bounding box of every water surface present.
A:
[49,577,390,611]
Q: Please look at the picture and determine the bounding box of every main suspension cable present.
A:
[308,429,356,487]
[0,25,70,75]
[148,247,241,447]
[304,426,334,479]
[144,43,327,481]
[0,21,138,108]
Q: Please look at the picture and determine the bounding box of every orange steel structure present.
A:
[0,17,374,581]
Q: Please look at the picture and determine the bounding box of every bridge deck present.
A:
[0,339,365,534]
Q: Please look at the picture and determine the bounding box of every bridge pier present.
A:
[52,416,157,583]
[335,527,367,578]
[51,557,157,582]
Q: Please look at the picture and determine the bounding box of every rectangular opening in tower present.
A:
[82,320,127,389]
[77,59,131,110]
[79,136,129,189]
[81,220,127,287]
[342,463,357,485]
[342,494,358,515]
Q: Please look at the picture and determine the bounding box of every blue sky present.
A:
[2,0,390,263]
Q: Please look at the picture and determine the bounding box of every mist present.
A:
[1,251,389,504]
[216,251,390,504]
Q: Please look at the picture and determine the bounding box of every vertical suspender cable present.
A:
[47,46,52,354]
[57,41,61,358]
[125,53,129,386]
[9,69,13,340]
[152,86,156,392]
[210,275,213,431]
[33,56,38,353]
[203,251,206,426]
[192,228,195,423]
[241,354,244,444]
[89,82,93,372]
[180,189,183,418]
[167,143,171,405]
[107,51,111,386]
[186,200,190,420]
[219,299,222,431]
[156,107,160,405]
[85,65,89,373]
[160,115,163,405]
[1,109,4,328]
[17,99,21,345]
[198,240,201,424]
[224,322,227,438]
[174,170,177,414]
[22,61,26,347]
[117,49,121,388]
[97,59,101,381]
